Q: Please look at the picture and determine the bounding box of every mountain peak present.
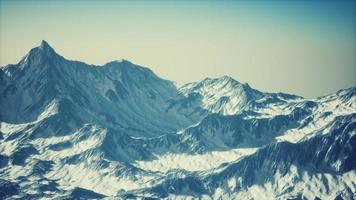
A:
[201,75,241,86]
[38,40,56,54]
[17,40,62,67]
[40,40,50,48]
[219,75,240,83]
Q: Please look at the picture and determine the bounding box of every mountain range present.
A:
[0,41,355,199]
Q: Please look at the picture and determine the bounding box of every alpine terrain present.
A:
[0,41,355,199]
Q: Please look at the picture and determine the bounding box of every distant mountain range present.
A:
[0,41,355,199]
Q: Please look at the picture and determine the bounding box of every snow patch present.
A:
[135,148,256,172]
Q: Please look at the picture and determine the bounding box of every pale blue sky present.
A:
[0,0,355,97]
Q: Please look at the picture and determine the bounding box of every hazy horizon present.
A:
[0,0,355,98]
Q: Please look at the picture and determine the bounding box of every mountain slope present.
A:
[123,114,356,199]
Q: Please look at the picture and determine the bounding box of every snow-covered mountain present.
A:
[0,41,195,137]
[124,114,356,199]
[0,41,355,199]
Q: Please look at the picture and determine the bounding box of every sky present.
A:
[0,0,355,98]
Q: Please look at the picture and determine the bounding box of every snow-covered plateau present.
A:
[0,41,355,199]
